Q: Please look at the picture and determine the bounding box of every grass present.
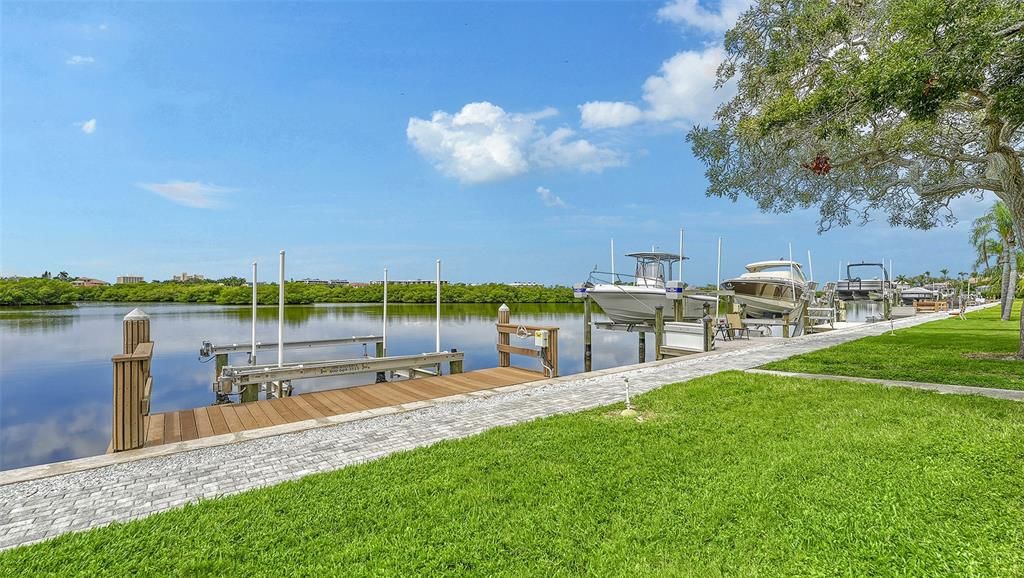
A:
[764,300,1023,390]
[3,371,1024,576]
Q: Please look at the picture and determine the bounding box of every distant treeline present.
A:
[0,278,575,306]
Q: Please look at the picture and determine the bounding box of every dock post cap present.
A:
[498,303,510,312]
[124,308,150,320]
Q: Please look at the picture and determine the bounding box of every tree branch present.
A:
[918,178,1004,198]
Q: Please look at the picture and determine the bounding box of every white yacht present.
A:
[721,260,807,318]
[580,252,688,324]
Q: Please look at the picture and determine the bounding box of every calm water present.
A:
[0,302,653,471]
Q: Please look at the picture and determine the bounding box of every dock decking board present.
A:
[145,367,544,448]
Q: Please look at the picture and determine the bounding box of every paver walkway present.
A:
[0,307,994,550]
[747,368,1024,401]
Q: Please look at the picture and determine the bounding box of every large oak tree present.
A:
[690,0,1024,355]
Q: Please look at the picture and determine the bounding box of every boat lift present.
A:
[203,252,458,403]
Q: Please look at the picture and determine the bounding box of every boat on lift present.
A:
[836,262,897,301]
[721,260,807,318]
[579,252,696,324]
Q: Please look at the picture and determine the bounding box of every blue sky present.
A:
[1,1,988,285]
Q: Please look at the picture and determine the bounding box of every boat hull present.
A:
[587,286,667,324]
[587,286,714,323]
[722,279,803,318]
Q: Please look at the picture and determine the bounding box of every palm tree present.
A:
[939,268,949,280]
[972,202,1018,321]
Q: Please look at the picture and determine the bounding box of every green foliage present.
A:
[689,0,1024,231]
[2,371,1023,574]
[0,278,78,306]
[0,278,575,306]
[765,301,1023,388]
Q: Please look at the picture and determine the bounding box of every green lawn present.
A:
[3,372,1023,576]
[764,301,1023,390]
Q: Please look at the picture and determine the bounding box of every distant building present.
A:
[297,278,348,286]
[116,276,144,284]
[370,279,448,286]
[508,282,541,287]
[72,277,109,287]
[172,272,206,282]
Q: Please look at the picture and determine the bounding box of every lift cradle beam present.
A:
[217,351,464,388]
[200,336,383,358]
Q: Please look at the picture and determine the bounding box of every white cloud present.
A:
[138,181,236,208]
[579,101,645,130]
[657,0,753,34]
[66,55,95,65]
[407,101,624,184]
[79,118,97,134]
[537,186,568,208]
[579,46,732,129]
[531,127,625,172]
[642,46,732,124]
[578,1,747,130]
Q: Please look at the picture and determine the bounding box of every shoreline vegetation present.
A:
[0,278,575,307]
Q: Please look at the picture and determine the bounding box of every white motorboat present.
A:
[580,252,689,324]
[721,260,807,318]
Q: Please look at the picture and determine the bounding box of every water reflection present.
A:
[1,302,652,470]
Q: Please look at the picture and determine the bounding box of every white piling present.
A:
[435,259,441,353]
[610,238,616,281]
[382,267,388,357]
[251,262,257,365]
[678,228,684,282]
[278,250,285,368]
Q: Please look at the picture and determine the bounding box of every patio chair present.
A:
[725,313,751,340]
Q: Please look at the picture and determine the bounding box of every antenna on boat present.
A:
[278,250,285,368]
[435,259,441,353]
[807,250,814,283]
[251,261,257,366]
[382,267,388,357]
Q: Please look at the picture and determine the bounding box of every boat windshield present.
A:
[635,259,665,287]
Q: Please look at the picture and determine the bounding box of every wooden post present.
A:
[548,329,559,377]
[497,304,510,368]
[449,352,463,375]
[702,315,714,352]
[782,314,791,338]
[112,309,152,452]
[215,353,228,392]
[654,305,665,361]
[583,296,592,372]
[674,299,684,322]
[375,340,387,383]
[638,331,646,363]
[122,307,150,354]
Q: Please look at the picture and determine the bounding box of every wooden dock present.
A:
[143,367,544,447]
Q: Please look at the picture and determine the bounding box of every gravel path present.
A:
[0,307,988,550]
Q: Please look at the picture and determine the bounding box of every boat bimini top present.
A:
[623,252,685,288]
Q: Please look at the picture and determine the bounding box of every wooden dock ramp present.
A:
[144,367,544,447]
